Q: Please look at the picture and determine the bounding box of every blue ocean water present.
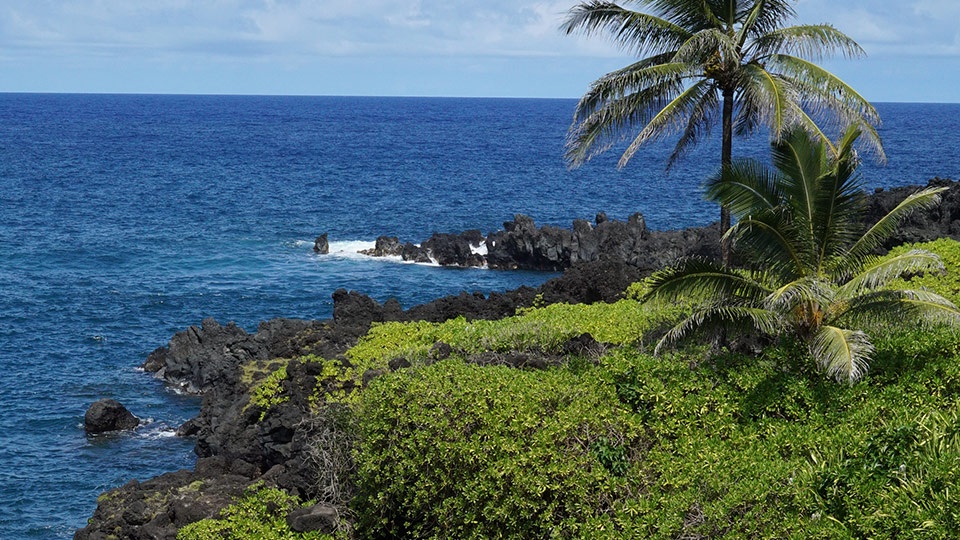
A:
[0,94,957,539]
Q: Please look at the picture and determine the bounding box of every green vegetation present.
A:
[342,317,960,538]
[562,0,882,262]
[646,127,960,382]
[177,483,332,540]
[353,359,646,538]
[199,239,960,539]
[248,364,290,420]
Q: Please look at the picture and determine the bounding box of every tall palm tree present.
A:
[644,127,958,383]
[562,0,884,263]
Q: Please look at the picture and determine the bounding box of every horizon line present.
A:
[0,91,957,105]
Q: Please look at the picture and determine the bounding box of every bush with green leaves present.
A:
[304,297,679,406]
[351,358,647,539]
[176,483,334,540]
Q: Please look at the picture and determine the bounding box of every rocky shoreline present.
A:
[317,211,722,273]
[76,178,960,539]
[311,176,960,273]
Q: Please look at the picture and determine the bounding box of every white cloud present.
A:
[0,0,956,98]
[0,0,626,60]
[795,0,960,56]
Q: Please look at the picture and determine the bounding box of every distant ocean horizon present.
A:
[1,94,958,538]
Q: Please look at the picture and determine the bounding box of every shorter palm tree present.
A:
[645,126,960,382]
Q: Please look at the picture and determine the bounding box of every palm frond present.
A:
[641,0,724,31]
[667,80,720,168]
[768,54,884,160]
[618,76,719,167]
[810,325,873,383]
[765,276,832,314]
[705,158,783,215]
[771,128,827,223]
[840,288,960,328]
[846,187,947,263]
[673,27,739,66]
[728,212,811,279]
[562,1,691,55]
[837,250,945,297]
[751,24,865,61]
[810,126,866,269]
[655,304,784,355]
[566,63,692,167]
[738,0,796,40]
[645,256,771,304]
[736,63,799,140]
[571,53,679,123]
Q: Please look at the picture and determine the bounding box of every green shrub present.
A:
[248,364,289,420]
[176,483,334,540]
[351,358,646,539]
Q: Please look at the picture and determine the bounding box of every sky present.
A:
[0,0,957,102]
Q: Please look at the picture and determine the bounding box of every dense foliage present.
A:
[177,483,331,540]
[194,239,960,539]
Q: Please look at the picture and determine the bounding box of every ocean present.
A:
[0,94,957,538]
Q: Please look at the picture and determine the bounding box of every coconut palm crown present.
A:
[644,127,959,383]
[563,0,884,259]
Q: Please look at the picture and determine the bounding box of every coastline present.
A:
[75,177,960,539]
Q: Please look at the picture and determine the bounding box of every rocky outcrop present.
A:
[347,212,720,272]
[358,236,403,257]
[141,318,324,395]
[84,399,139,434]
[313,233,329,254]
[323,177,960,272]
[867,177,960,249]
[74,456,260,540]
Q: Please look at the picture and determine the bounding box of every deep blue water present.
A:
[0,94,957,538]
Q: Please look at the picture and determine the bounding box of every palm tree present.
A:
[644,127,958,383]
[562,0,884,263]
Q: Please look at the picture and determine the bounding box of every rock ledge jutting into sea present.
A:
[318,176,960,273]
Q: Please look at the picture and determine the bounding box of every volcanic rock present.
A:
[312,233,329,254]
[84,399,139,434]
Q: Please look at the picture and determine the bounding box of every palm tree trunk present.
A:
[720,87,734,266]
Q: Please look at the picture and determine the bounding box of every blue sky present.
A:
[1,0,957,102]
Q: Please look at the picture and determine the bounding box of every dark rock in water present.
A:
[332,288,385,325]
[420,231,486,267]
[359,235,403,257]
[313,233,329,254]
[73,458,256,540]
[287,504,339,533]
[401,241,432,263]
[483,212,716,272]
[84,399,139,434]
[176,417,201,438]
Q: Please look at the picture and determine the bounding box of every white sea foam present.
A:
[312,240,407,263]
[309,239,490,269]
[471,243,488,257]
[327,240,377,255]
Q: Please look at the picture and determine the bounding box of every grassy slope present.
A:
[181,239,960,540]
